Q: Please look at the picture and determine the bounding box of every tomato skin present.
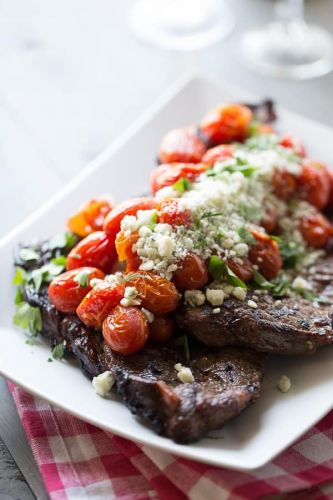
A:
[173,253,209,291]
[226,258,254,282]
[66,231,117,273]
[296,161,330,210]
[272,169,297,201]
[300,213,331,248]
[279,134,306,158]
[149,315,173,342]
[67,197,113,237]
[102,306,149,355]
[103,197,157,237]
[159,201,192,227]
[249,230,282,279]
[129,272,180,314]
[261,206,278,234]
[159,127,206,164]
[201,144,234,164]
[327,169,333,209]
[76,282,124,328]
[200,104,253,146]
[115,231,141,272]
[48,267,105,313]
[150,163,207,195]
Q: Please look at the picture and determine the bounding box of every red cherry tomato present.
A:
[261,206,278,234]
[300,212,331,248]
[249,230,282,279]
[129,271,180,314]
[48,267,105,313]
[76,282,125,328]
[272,169,297,201]
[327,169,333,209]
[66,231,117,273]
[279,134,306,158]
[296,160,330,210]
[159,127,206,164]
[103,197,157,237]
[173,253,209,291]
[149,315,173,342]
[115,231,141,272]
[103,306,149,355]
[201,144,234,164]
[150,163,207,195]
[200,104,253,146]
[226,258,254,283]
[67,197,113,237]
[159,200,192,227]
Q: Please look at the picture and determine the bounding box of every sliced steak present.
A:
[175,258,333,355]
[101,343,263,444]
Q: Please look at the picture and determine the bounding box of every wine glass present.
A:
[240,0,333,79]
[128,0,235,51]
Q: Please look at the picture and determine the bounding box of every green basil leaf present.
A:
[73,270,89,287]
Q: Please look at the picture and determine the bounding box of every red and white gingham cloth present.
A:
[7,381,333,500]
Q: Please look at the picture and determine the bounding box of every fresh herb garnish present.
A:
[223,163,257,177]
[278,240,304,268]
[239,204,262,222]
[19,248,39,262]
[244,134,279,151]
[225,264,247,289]
[201,211,224,219]
[124,272,141,282]
[51,343,65,360]
[146,213,158,231]
[13,266,28,286]
[299,289,317,301]
[208,256,247,289]
[13,302,42,337]
[238,226,256,245]
[30,260,66,292]
[15,288,23,305]
[73,270,89,287]
[253,270,274,290]
[172,177,192,193]
[50,255,67,267]
[175,335,190,363]
[49,232,78,250]
[271,275,290,298]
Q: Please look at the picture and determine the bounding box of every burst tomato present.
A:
[200,103,252,146]
[103,197,157,237]
[48,267,105,313]
[249,230,282,279]
[272,169,297,201]
[279,134,306,158]
[201,144,234,164]
[76,282,125,328]
[66,231,117,273]
[67,197,113,237]
[115,231,141,272]
[226,258,254,282]
[149,315,173,342]
[129,271,180,314]
[102,306,149,355]
[299,212,331,248]
[150,163,207,195]
[172,253,209,291]
[296,160,330,209]
[159,200,192,227]
[327,169,333,209]
[159,127,206,164]
[261,206,278,234]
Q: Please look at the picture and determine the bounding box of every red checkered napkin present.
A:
[7,382,333,499]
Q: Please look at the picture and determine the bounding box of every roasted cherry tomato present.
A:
[200,104,252,146]
[327,169,333,209]
[261,206,278,234]
[159,200,192,227]
[249,230,282,279]
[201,144,234,164]
[159,127,206,164]
[226,257,254,282]
[48,267,105,313]
[129,271,180,314]
[103,197,157,237]
[296,160,330,210]
[66,231,117,273]
[150,163,207,195]
[173,253,209,291]
[279,134,306,158]
[67,197,113,237]
[300,212,331,248]
[149,315,173,342]
[102,306,149,355]
[76,282,125,328]
[115,231,141,272]
[272,169,297,201]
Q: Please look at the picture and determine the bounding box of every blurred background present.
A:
[1,0,333,238]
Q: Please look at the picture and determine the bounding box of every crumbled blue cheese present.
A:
[247,299,258,309]
[175,363,194,383]
[184,290,206,307]
[232,287,247,301]
[92,371,115,397]
[278,375,291,393]
[212,307,221,314]
[141,308,154,324]
[120,286,141,307]
[206,289,224,306]
[291,276,312,292]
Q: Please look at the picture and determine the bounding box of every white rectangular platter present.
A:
[1,74,333,470]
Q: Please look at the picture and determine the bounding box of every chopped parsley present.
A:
[13,302,42,337]
[271,275,290,298]
[13,266,28,286]
[172,177,192,193]
[200,210,224,219]
[225,264,247,289]
[30,260,66,291]
[15,288,23,305]
[49,231,78,250]
[175,335,190,363]
[278,239,304,268]
[51,343,65,360]
[253,270,274,290]
[73,270,90,287]
[238,226,256,245]
[19,248,39,262]
[208,256,247,289]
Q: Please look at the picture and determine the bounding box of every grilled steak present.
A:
[175,257,333,355]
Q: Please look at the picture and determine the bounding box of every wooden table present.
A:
[1,0,333,497]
